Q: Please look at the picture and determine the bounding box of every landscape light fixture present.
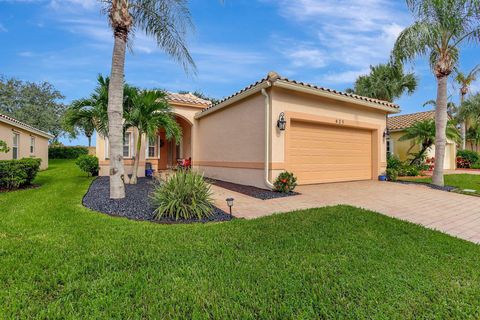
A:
[226,197,234,215]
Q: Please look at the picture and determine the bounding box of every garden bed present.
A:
[82,177,232,224]
[207,178,299,200]
[395,180,457,192]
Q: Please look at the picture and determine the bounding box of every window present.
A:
[147,136,157,158]
[12,132,19,160]
[386,139,393,156]
[30,136,35,154]
[123,132,132,158]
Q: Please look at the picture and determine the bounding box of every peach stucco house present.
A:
[387,110,456,170]
[0,114,53,170]
[96,72,400,189]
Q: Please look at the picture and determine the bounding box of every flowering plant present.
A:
[273,171,297,193]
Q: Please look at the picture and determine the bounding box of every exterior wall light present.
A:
[277,112,287,131]
[226,198,234,215]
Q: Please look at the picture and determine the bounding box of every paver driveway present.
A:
[212,181,480,244]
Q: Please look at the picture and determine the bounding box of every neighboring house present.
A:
[96,72,400,188]
[0,114,53,170]
[387,110,456,170]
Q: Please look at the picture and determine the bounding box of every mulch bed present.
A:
[82,177,232,224]
[207,178,299,200]
[395,180,457,192]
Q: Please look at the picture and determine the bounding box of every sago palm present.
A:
[349,62,418,102]
[392,0,480,186]
[123,89,182,184]
[400,119,460,165]
[455,65,480,149]
[101,0,195,199]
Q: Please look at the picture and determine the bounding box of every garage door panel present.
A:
[288,120,373,184]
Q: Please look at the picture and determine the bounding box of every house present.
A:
[96,72,400,189]
[387,110,456,170]
[0,114,53,170]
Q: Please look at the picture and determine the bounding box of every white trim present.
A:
[30,136,35,155]
[12,132,19,160]
[146,135,158,159]
[123,132,132,158]
[0,115,54,139]
[104,137,109,159]
[386,138,394,156]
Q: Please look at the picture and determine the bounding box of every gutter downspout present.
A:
[261,87,275,190]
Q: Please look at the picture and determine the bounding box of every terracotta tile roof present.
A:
[166,92,212,107]
[199,71,399,114]
[387,110,435,130]
[0,113,54,138]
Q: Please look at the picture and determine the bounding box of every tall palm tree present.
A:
[392,0,480,186]
[422,99,457,118]
[101,0,195,199]
[123,89,182,184]
[400,119,460,165]
[467,123,480,152]
[455,65,480,149]
[63,75,136,146]
[460,93,480,149]
[348,62,418,102]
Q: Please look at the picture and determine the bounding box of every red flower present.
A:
[281,179,287,183]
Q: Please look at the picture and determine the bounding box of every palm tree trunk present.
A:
[460,92,466,150]
[432,76,448,186]
[130,130,142,185]
[87,135,92,148]
[107,32,127,199]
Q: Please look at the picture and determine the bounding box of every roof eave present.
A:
[274,80,400,114]
[0,117,54,139]
[194,81,272,119]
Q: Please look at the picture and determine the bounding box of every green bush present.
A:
[151,170,214,220]
[457,150,480,168]
[273,171,298,193]
[0,158,41,190]
[471,162,480,169]
[386,168,398,181]
[387,154,423,177]
[49,146,88,159]
[75,155,99,176]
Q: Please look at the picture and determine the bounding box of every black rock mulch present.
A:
[82,177,232,224]
[395,180,457,192]
[207,178,299,200]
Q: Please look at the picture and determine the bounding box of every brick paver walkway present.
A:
[212,181,480,244]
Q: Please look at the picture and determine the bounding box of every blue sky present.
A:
[1,0,479,146]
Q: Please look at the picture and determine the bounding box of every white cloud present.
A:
[18,51,34,57]
[0,23,7,32]
[268,0,411,83]
[319,68,370,84]
[49,0,98,10]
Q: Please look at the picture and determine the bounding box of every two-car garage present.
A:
[286,120,374,185]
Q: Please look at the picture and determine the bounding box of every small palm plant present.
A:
[152,170,214,220]
[400,119,460,165]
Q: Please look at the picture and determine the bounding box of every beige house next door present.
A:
[287,120,373,185]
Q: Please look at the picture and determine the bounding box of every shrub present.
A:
[386,168,398,181]
[49,146,88,159]
[273,171,297,193]
[387,154,424,177]
[0,158,41,190]
[471,162,480,169]
[75,155,99,176]
[457,150,480,168]
[151,170,214,220]
[0,140,9,153]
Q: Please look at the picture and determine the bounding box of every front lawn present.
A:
[400,174,480,195]
[1,160,480,318]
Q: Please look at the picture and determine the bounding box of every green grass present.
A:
[1,160,480,319]
[401,174,480,195]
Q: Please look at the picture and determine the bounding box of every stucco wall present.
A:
[390,130,456,169]
[0,122,50,170]
[270,87,389,180]
[193,92,266,188]
[96,102,198,176]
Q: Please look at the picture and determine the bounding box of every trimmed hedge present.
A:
[0,158,41,190]
[76,155,99,176]
[49,146,88,159]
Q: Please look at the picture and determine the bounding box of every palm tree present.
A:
[392,0,480,186]
[63,75,136,146]
[101,0,195,199]
[455,65,480,149]
[467,123,480,152]
[348,62,417,102]
[460,93,480,149]
[422,99,458,119]
[123,89,182,184]
[400,119,460,165]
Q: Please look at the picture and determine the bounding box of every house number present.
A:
[336,119,345,125]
